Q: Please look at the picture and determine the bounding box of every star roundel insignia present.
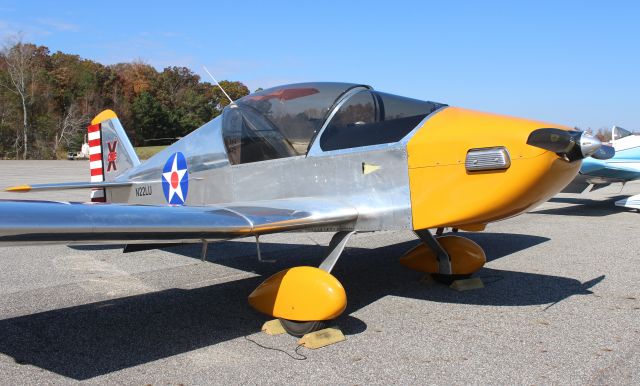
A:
[162,152,189,205]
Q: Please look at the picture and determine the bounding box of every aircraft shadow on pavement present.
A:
[530,195,631,217]
[0,232,604,380]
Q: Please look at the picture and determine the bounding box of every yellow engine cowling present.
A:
[400,235,486,275]
[248,266,347,321]
[407,107,581,230]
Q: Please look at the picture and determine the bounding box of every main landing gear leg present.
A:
[248,231,355,337]
[400,229,486,285]
[319,231,356,272]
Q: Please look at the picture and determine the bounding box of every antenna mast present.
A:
[202,65,235,106]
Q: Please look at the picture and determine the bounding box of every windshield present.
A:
[320,90,445,151]
[613,126,633,141]
[593,126,633,143]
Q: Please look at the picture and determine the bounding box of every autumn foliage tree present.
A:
[0,38,249,159]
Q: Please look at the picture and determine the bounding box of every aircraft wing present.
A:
[563,157,640,193]
[582,161,640,181]
[0,198,357,246]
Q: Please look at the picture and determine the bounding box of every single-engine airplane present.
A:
[563,126,640,209]
[0,82,612,336]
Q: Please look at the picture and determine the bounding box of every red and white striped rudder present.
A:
[88,123,106,202]
[86,109,140,203]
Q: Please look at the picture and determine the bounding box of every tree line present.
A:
[0,38,250,159]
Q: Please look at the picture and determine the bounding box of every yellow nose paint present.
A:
[407,107,580,230]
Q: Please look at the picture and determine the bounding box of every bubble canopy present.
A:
[221,82,445,164]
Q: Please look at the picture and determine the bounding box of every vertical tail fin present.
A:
[88,110,140,202]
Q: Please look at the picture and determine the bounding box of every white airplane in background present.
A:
[564,126,640,209]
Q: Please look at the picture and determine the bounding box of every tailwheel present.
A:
[279,319,326,337]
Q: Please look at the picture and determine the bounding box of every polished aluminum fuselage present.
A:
[109,112,425,232]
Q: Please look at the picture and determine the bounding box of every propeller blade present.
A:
[527,128,602,162]
[591,145,616,160]
[527,128,578,154]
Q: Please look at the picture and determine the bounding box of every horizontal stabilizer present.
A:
[5,181,133,192]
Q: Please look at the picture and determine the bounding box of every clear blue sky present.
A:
[1,0,638,130]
